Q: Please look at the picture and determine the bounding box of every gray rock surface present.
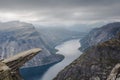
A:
[80,22,120,51]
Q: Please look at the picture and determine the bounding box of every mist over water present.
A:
[41,39,82,80]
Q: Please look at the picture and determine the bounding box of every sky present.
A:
[0,0,120,26]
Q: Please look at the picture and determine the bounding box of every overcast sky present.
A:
[0,0,120,26]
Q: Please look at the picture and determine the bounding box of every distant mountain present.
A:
[35,27,86,54]
[54,23,120,80]
[80,22,120,51]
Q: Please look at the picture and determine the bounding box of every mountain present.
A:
[0,21,64,67]
[80,22,120,51]
[54,26,120,80]
[0,21,86,68]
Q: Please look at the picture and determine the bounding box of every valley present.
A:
[20,39,82,80]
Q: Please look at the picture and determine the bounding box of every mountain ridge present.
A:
[80,22,120,52]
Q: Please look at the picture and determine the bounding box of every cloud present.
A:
[0,0,120,26]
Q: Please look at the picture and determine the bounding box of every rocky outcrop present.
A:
[107,63,120,80]
[54,33,120,80]
[80,22,120,51]
[0,48,41,80]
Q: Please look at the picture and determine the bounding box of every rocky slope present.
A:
[107,63,120,80]
[54,33,120,80]
[0,21,64,67]
[54,22,120,80]
[80,22,120,51]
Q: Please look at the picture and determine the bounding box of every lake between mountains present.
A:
[20,39,82,80]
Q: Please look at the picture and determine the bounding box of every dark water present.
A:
[20,39,82,80]
[20,62,57,80]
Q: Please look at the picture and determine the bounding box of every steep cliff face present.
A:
[80,22,120,51]
[54,33,120,80]
[0,21,63,67]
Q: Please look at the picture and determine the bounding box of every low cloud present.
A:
[0,0,120,26]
